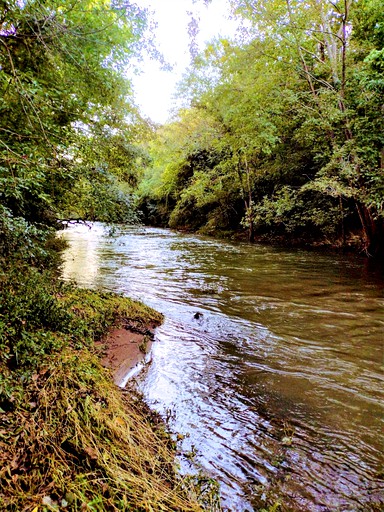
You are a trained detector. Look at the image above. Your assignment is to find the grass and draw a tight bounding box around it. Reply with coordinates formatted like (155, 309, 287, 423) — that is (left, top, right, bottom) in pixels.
(0, 272, 214, 511)
(1, 348, 204, 511)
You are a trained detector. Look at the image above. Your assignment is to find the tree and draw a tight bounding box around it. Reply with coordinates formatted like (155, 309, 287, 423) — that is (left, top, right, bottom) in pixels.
(227, 0, 384, 253)
(139, 0, 383, 255)
(0, 0, 148, 258)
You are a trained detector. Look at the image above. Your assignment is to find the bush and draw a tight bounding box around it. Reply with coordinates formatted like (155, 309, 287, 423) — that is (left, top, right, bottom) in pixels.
(244, 186, 348, 240)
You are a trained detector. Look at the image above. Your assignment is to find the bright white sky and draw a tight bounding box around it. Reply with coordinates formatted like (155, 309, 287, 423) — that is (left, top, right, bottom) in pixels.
(132, 0, 237, 124)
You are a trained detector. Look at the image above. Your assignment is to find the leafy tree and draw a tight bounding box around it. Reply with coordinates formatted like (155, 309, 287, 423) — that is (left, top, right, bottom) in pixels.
(139, 0, 383, 255)
(227, 0, 384, 253)
(0, 0, 148, 261)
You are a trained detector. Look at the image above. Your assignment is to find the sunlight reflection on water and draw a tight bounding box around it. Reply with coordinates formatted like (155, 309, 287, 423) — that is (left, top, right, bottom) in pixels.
(60, 223, 384, 511)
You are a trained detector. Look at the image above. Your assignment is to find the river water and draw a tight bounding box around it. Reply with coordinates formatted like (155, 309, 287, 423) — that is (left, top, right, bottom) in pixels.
(60, 223, 384, 511)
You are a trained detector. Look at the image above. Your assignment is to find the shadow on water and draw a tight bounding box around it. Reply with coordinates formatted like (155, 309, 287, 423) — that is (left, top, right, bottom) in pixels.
(60, 223, 384, 511)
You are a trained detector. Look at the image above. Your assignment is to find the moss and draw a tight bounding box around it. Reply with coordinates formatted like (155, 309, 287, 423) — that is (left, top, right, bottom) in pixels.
(0, 267, 163, 374)
(58, 287, 163, 347)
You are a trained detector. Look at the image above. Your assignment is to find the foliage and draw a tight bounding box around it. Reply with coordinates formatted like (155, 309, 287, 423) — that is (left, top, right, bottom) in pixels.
(0, 205, 54, 264)
(0, 0, 149, 239)
(243, 186, 345, 239)
(61, 171, 140, 223)
(138, 0, 384, 255)
(0, 268, 163, 373)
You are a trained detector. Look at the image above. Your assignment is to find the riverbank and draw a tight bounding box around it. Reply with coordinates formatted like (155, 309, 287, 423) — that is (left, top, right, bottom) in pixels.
(170, 222, 384, 261)
(194, 225, 368, 254)
(0, 278, 206, 511)
(100, 320, 157, 387)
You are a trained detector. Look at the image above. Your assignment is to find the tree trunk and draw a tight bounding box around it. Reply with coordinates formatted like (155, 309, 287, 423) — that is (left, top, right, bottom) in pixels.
(244, 154, 255, 242)
(356, 202, 383, 257)
(339, 196, 346, 247)
(246, 204, 255, 242)
(237, 154, 255, 243)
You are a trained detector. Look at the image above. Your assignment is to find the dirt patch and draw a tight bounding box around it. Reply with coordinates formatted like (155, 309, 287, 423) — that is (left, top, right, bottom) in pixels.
(99, 321, 156, 387)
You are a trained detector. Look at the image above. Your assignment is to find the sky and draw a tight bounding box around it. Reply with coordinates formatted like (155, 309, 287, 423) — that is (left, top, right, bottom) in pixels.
(131, 0, 237, 124)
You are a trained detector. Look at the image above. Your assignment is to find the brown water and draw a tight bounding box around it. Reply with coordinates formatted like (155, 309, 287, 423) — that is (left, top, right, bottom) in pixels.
(60, 223, 384, 511)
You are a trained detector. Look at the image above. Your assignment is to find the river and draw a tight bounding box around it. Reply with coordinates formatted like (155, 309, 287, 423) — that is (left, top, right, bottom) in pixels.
(60, 223, 384, 511)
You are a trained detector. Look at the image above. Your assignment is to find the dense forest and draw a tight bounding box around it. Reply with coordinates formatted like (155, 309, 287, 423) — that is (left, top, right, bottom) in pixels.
(1, 0, 383, 264)
(139, 0, 384, 257)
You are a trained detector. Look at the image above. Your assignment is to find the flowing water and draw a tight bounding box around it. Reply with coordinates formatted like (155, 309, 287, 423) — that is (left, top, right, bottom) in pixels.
(60, 223, 384, 511)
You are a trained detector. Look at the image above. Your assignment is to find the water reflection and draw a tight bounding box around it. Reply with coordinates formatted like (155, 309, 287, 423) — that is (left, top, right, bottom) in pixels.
(60, 223, 384, 511)
(61, 224, 101, 283)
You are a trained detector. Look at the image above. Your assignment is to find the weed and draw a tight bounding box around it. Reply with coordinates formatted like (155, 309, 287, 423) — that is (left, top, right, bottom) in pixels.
(0, 348, 202, 511)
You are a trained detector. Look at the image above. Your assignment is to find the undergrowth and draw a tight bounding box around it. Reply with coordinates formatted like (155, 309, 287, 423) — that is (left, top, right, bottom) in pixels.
(0, 267, 163, 379)
(0, 266, 212, 511)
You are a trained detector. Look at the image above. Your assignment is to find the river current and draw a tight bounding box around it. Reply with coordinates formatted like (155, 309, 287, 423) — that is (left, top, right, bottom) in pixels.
(60, 223, 384, 511)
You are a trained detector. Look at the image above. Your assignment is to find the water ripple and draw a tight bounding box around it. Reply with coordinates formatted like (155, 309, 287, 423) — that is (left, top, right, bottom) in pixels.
(60, 224, 384, 511)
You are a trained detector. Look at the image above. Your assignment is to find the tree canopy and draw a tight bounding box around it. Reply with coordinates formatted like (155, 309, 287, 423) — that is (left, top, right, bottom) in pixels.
(1, 0, 382, 258)
(0, 0, 151, 268)
(138, 0, 384, 256)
